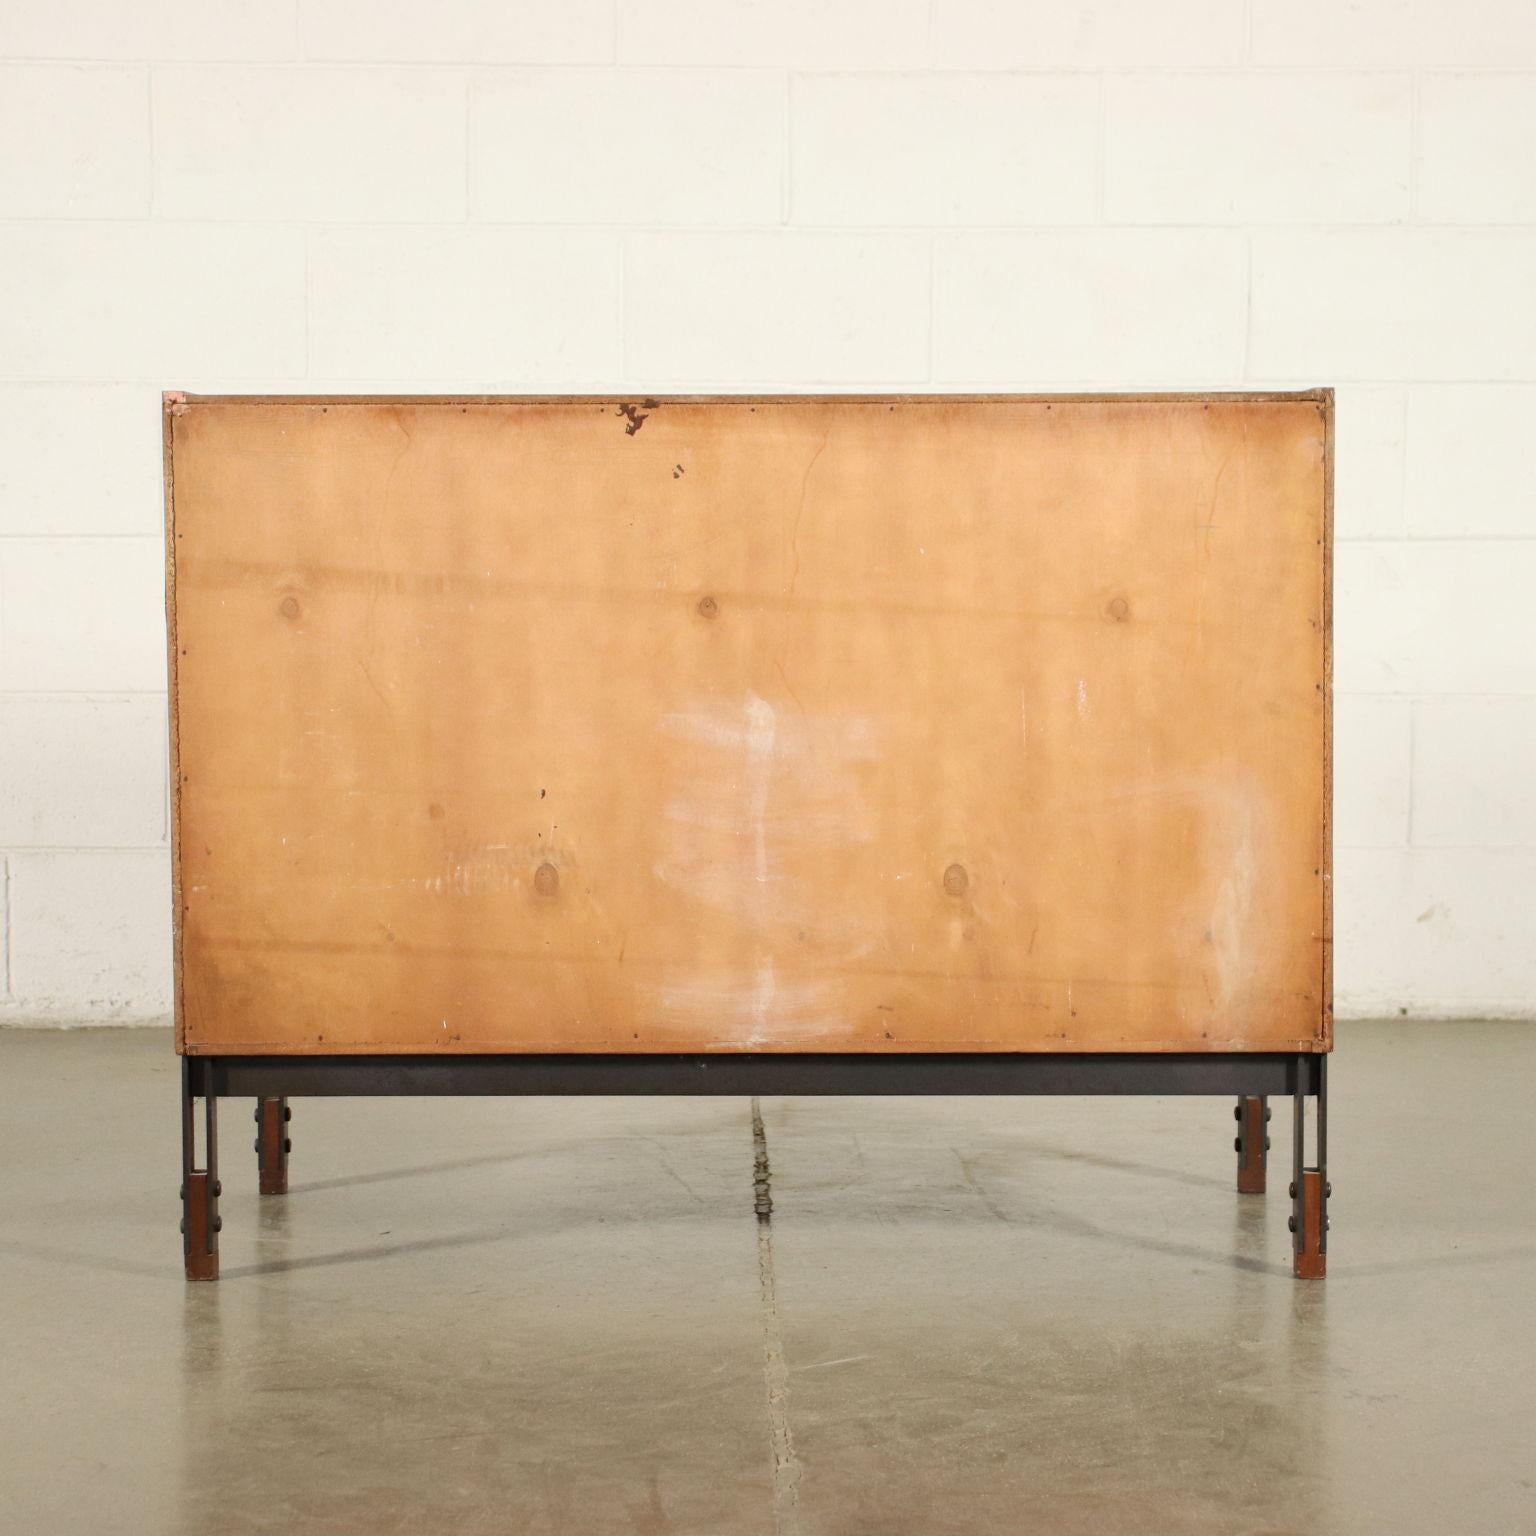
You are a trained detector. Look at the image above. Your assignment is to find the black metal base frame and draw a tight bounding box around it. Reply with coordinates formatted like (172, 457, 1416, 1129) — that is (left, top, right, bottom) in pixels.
(180, 1051, 1329, 1281)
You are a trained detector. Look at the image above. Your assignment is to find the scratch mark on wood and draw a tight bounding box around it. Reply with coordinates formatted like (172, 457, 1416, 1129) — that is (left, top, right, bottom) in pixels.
(787, 436, 827, 596)
(356, 657, 391, 715)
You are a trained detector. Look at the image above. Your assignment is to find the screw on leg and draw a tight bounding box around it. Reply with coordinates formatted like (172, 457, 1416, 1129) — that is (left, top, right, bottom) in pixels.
(1234, 1095, 1269, 1194)
(255, 1098, 290, 1196)
(182, 1058, 220, 1282)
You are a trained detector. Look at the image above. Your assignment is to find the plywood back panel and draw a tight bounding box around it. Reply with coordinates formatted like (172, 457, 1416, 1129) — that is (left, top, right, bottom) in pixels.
(166, 395, 1331, 1055)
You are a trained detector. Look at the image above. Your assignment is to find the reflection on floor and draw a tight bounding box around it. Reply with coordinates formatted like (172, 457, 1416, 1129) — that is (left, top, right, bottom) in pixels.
(2, 1020, 1533, 1534)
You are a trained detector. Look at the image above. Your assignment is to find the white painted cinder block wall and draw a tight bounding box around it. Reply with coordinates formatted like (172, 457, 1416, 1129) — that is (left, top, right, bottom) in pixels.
(1, 1, 1534, 1022)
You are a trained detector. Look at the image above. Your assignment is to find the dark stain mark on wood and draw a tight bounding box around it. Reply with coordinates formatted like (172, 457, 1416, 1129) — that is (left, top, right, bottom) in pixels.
(673, 463, 685, 478)
(618, 400, 659, 436)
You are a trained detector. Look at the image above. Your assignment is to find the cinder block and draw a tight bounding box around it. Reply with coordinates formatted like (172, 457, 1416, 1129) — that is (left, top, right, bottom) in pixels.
(624, 233, 929, 384)
(1334, 542, 1536, 696)
(934, 231, 1245, 384)
(1103, 74, 1410, 225)
(1420, 75, 1536, 225)
(1251, 0, 1412, 66)
(0, 384, 163, 536)
(302, 0, 614, 62)
(308, 228, 619, 383)
(0, 539, 165, 693)
(1251, 230, 1536, 380)
(1335, 847, 1536, 1016)
(791, 74, 1097, 227)
(931, 0, 1245, 67)
(1334, 695, 1411, 848)
(474, 71, 782, 225)
(0, 696, 165, 847)
(620, 0, 928, 67)
(154, 67, 466, 222)
(1412, 697, 1536, 849)
(1405, 385, 1536, 539)
(1416, 0, 1536, 67)
(1256, 0, 1536, 68)
(0, 224, 305, 381)
(1333, 387, 1405, 541)
(5, 851, 171, 1017)
(0, 0, 297, 59)
(0, 66, 150, 218)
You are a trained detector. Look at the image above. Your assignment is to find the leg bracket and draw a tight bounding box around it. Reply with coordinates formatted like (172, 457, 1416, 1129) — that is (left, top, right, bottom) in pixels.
(181, 1061, 220, 1282)
(256, 1098, 291, 1196)
(1235, 1095, 1269, 1195)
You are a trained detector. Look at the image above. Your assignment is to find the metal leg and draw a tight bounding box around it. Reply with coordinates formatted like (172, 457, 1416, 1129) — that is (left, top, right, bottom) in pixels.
(1290, 1056, 1328, 1279)
(255, 1097, 291, 1196)
(1234, 1095, 1269, 1194)
(181, 1059, 220, 1282)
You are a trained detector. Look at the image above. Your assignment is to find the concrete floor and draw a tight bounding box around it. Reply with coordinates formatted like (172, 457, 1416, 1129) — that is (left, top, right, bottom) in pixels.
(2, 1022, 1533, 1534)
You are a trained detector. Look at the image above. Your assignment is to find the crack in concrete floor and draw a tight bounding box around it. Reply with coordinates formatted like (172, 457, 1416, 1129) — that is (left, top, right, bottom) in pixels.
(752, 1095, 802, 1534)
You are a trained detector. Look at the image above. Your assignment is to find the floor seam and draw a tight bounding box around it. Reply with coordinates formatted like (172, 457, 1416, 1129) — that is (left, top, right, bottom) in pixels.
(752, 1096, 802, 1535)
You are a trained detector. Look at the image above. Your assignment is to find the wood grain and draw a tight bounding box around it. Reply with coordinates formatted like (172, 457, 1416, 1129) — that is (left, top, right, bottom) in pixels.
(166, 395, 1331, 1055)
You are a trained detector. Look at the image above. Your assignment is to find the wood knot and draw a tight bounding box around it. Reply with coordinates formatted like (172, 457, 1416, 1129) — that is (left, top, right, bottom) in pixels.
(1107, 595, 1130, 622)
(696, 594, 718, 619)
(279, 595, 301, 620)
(533, 862, 560, 897)
(942, 863, 969, 897)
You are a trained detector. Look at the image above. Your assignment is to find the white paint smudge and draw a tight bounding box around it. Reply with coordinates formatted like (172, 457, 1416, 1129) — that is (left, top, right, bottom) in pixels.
(1208, 802, 1256, 1007)
(644, 967, 836, 1045)
(1089, 773, 1274, 1019)
(378, 844, 528, 898)
(751, 957, 777, 1042)
(745, 695, 777, 886)
(652, 693, 880, 946)
(648, 692, 886, 1035)
(659, 701, 878, 761)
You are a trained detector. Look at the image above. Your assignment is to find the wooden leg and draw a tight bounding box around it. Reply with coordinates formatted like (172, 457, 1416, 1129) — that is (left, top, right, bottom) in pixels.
(181, 1061, 220, 1281)
(1234, 1095, 1269, 1194)
(1293, 1169, 1327, 1279)
(255, 1097, 290, 1196)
